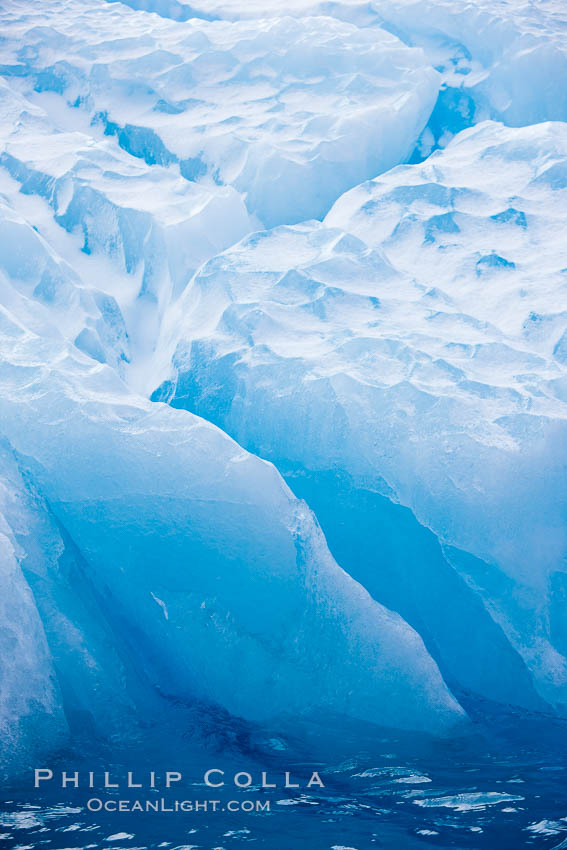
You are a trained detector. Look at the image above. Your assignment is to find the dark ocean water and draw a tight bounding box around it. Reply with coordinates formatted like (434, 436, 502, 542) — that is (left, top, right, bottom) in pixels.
(2, 705, 567, 850)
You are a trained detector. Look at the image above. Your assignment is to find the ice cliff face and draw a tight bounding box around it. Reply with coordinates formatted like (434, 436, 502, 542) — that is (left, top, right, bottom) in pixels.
(158, 120, 567, 714)
(0, 474, 67, 771)
(0, 306, 464, 776)
(1, 0, 566, 775)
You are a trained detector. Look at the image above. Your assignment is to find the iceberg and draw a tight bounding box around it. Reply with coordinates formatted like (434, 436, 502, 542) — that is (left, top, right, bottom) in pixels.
(0, 299, 464, 773)
(1, 0, 567, 823)
(156, 120, 567, 715)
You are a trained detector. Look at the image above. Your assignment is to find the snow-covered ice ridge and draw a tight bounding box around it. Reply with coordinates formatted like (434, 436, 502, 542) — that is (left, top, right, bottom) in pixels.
(0, 0, 566, 774)
(0, 0, 438, 226)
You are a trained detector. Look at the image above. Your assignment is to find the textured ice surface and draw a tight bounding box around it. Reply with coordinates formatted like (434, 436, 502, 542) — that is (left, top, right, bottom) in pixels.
(0, 188, 131, 375)
(0, 0, 438, 227)
(0, 75, 250, 389)
(0, 441, 159, 769)
(0, 463, 67, 774)
(176, 0, 567, 155)
(0, 81, 250, 291)
(371, 0, 567, 127)
(159, 121, 567, 713)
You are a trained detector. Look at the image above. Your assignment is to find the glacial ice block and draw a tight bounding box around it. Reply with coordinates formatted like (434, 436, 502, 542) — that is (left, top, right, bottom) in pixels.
(0, 92, 250, 299)
(0, 77, 250, 387)
(0, 440, 160, 773)
(0, 191, 131, 374)
(0, 468, 68, 777)
(363, 0, 567, 128)
(156, 121, 567, 714)
(0, 306, 465, 754)
(0, 0, 439, 227)
(177, 0, 567, 157)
